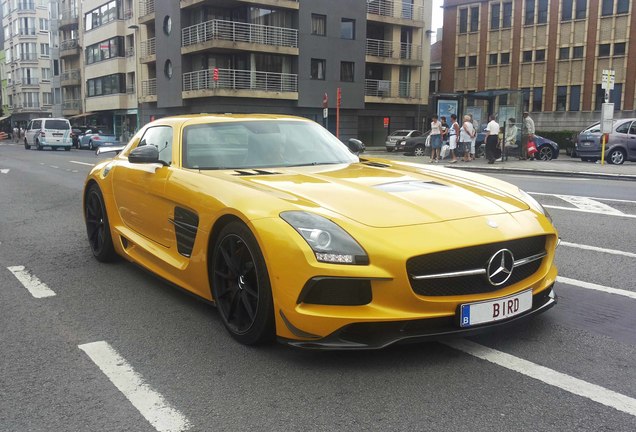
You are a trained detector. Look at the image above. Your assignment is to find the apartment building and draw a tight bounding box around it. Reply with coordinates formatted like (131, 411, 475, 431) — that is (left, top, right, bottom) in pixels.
(137, 0, 432, 146)
(2, 0, 54, 126)
(440, 0, 636, 129)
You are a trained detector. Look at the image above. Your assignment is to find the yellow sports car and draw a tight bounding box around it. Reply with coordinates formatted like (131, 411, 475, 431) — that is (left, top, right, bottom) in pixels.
(83, 114, 558, 349)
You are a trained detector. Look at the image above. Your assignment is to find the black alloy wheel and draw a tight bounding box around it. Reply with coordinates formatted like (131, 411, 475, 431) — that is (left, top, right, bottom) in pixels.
(84, 184, 116, 262)
(537, 146, 554, 161)
(212, 222, 274, 345)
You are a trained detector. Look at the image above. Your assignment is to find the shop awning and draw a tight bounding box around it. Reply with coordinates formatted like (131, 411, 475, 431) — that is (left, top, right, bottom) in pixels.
(68, 112, 94, 120)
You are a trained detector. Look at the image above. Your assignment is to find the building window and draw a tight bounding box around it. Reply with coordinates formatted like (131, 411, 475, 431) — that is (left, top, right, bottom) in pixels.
(525, 0, 535, 25)
(470, 6, 479, 32)
(489, 53, 498, 65)
(617, 0, 629, 14)
(41, 67, 51, 81)
(40, 43, 50, 57)
(311, 14, 326, 36)
(84, 1, 122, 32)
(559, 47, 570, 59)
(500, 52, 510, 64)
(491, 3, 500, 30)
(602, 0, 613, 15)
(537, 0, 548, 23)
(598, 43, 611, 57)
(86, 37, 125, 65)
(556, 86, 567, 111)
(458, 56, 466, 68)
(340, 18, 355, 39)
(535, 49, 545, 61)
(572, 46, 584, 58)
(502, 2, 513, 27)
(468, 55, 477, 67)
(595, 85, 604, 110)
(340, 61, 354, 82)
(39, 18, 48, 31)
(612, 83, 622, 111)
(614, 42, 626, 56)
(575, 0, 587, 19)
(499, 94, 508, 106)
(311, 58, 325, 80)
(532, 87, 543, 111)
(42, 92, 53, 106)
(569, 85, 581, 111)
(522, 50, 533, 62)
(86, 73, 126, 97)
(459, 8, 468, 33)
(562, 0, 573, 20)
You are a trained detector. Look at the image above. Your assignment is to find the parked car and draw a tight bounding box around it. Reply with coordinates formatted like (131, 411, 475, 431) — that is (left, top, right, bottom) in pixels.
(24, 118, 73, 151)
(84, 114, 557, 348)
(395, 131, 432, 156)
(385, 129, 422, 152)
(475, 130, 559, 161)
(71, 127, 89, 149)
(79, 129, 120, 150)
(574, 119, 636, 164)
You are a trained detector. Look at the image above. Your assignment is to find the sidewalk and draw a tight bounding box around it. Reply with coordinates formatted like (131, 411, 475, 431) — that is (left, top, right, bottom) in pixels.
(364, 148, 636, 181)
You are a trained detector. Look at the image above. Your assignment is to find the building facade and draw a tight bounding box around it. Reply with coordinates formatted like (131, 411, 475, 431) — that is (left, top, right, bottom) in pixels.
(2, 0, 54, 126)
(440, 0, 636, 130)
(137, 0, 432, 146)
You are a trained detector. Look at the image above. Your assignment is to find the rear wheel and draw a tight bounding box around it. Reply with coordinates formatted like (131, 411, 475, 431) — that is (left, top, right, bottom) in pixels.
(608, 148, 626, 165)
(24, 138, 30, 150)
(537, 146, 554, 161)
(413, 144, 425, 157)
(89, 141, 94, 150)
(64, 147, 71, 151)
(84, 184, 116, 262)
(211, 221, 274, 345)
(36, 140, 42, 151)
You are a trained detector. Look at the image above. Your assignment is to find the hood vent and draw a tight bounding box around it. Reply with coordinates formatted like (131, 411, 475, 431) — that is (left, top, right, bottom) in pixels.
(233, 169, 281, 176)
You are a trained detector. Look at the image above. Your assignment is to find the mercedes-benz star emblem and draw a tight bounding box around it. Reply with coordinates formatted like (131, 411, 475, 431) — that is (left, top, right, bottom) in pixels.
(486, 249, 515, 286)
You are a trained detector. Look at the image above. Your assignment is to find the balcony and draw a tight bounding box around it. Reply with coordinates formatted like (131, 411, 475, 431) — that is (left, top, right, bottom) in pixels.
(61, 69, 81, 86)
(19, 53, 38, 63)
(140, 79, 157, 102)
(12, 104, 42, 113)
(140, 38, 156, 62)
(19, 78, 40, 88)
(59, 8, 79, 29)
(183, 68, 298, 99)
(366, 39, 422, 63)
(15, 2, 35, 13)
(139, 0, 155, 23)
(60, 39, 80, 58)
(62, 99, 81, 116)
(181, 0, 299, 10)
(365, 79, 421, 101)
(182, 19, 298, 55)
(367, 0, 425, 24)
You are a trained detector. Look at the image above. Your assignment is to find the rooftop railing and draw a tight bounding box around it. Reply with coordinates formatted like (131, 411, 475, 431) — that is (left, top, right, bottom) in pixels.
(182, 19, 298, 48)
(183, 68, 298, 93)
(366, 0, 425, 22)
(365, 79, 421, 99)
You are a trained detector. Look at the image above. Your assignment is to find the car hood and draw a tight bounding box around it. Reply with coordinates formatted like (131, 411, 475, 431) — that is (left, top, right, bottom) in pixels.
(205, 161, 530, 228)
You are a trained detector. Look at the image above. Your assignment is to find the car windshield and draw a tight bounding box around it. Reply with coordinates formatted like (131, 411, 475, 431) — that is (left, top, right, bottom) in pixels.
(583, 123, 601, 134)
(46, 120, 70, 130)
(182, 120, 359, 169)
(391, 131, 410, 137)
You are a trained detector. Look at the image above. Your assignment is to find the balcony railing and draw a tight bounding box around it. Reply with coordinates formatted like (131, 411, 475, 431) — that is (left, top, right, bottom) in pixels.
(367, 0, 425, 22)
(60, 38, 79, 51)
(142, 79, 157, 97)
(141, 38, 156, 57)
(62, 99, 81, 110)
(183, 68, 298, 93)
(126, 85, 135, 94)
(182, 19, 298, 48)
(19, 53, 38, 61)
(60, 8, 78, 21)
(365, 79, 420, 98)
(19, 78, 40, 86)
(126, 46, 135, 57)
(61, 69, 81, 82)
(139, 0, 155, 17)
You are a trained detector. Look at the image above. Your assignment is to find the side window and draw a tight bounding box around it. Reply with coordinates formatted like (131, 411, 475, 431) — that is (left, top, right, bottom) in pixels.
(615, 122, 631, 134)
(412, 131, 422, 137)
(32, 120, 42, 129)
(139, 126, 173, 165)
(629, 122, 636, 136)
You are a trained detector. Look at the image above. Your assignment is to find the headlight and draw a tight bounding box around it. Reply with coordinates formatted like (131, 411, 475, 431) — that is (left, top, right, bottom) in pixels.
(280, 211, 368, 265)
(399, 140, 406, 145)
(519, 189, 552, 222)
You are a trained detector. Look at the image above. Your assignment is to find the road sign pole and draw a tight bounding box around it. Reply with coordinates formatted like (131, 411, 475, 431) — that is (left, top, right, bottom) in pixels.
(336, 88, 341, 138)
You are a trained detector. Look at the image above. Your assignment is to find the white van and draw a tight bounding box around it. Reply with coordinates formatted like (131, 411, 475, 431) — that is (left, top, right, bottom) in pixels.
(24, 118, 72, 151)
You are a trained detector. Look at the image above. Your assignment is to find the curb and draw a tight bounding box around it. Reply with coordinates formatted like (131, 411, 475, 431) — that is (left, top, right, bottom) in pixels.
(443, 165, 636, 182)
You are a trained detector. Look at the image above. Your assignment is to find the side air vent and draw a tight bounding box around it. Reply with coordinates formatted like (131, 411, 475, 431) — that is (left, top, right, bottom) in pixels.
(170, 207, 199, 257)
(362, 161, 392, 168)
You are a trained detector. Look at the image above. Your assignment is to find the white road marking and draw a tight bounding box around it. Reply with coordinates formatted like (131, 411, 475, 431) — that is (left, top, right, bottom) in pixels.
(445, 339, 636, 417)
(78, 341, 192, 432)
(557, 276, 636, 300)
(509, 175, 590, 181)
(556, 195, 624, 215)
(0, 168, 9, 174)
(560, 241, 636, 258)
(70, 160, 94, 166)
(7, 266, 56, 298)
(530, 192, 636, 204)
(49, 165, 59, 169)
(543, 205, 636, 219)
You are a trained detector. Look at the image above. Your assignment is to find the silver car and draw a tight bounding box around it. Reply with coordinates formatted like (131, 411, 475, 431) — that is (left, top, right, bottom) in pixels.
(575, 118, 636, 164)
(385, 129, 422, 152)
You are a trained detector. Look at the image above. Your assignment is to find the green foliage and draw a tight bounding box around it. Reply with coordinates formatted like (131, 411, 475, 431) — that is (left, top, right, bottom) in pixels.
(536, 130, 576, 152)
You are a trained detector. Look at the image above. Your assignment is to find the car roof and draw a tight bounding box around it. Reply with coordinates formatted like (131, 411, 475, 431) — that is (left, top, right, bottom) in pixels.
(150, 113, 309, 127)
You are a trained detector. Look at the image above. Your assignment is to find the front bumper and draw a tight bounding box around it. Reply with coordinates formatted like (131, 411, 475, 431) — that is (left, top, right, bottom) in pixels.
(280, 286, 556, 349)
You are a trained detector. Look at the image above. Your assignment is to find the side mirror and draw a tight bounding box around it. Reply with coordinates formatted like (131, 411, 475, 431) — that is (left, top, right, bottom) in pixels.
(128, 145, 161, 164)
(346, 138, 365, 155)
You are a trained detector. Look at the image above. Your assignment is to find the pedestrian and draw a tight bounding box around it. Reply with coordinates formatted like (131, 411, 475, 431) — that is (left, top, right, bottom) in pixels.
(521, 111, 535, 160)
(429, 115, 442, 162)
(468, 113, 477, 160)
(440, 116, 449, 146)
(459, 115, 474, 162)
(503, 118, 518, 160)
(448, 114, 460, 163)
(485, 114, 500, 164)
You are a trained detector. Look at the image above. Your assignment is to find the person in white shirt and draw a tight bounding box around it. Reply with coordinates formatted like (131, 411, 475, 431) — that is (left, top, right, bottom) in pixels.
(459, 115, 475, 162)
(503, 118, 518, 160)
(429, 115, 442, 162)
(448, 114, 460, 163)
(485, 115, 500, 164)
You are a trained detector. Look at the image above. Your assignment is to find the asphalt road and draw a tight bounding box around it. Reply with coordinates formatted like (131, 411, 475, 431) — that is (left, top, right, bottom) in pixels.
(1, 142, 635, 432)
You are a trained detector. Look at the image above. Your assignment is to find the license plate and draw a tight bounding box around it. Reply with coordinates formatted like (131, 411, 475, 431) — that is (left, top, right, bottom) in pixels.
(582, 141, 593, 147)
(459, 289, 532, 328)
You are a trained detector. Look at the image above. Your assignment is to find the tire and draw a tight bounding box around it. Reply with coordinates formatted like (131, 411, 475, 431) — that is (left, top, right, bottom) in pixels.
(386, 147, 394, 152)
(84, 184, 117, 262)
(211, 221, 274, 345)
(36, 140, 42, 151)
(64, 147, 71, 151)
(537, 146, 554, 161)
(608, 148, 626, 165)
(89, 141, 94, 150)
(24, 138, 30, 150)
(413, 144, 425, 157)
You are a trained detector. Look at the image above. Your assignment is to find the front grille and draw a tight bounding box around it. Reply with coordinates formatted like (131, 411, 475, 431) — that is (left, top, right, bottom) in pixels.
(407, 236, 547, 296)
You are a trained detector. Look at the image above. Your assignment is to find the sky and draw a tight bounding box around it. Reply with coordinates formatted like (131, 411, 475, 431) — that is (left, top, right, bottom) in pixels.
(431, 0, 444, 43)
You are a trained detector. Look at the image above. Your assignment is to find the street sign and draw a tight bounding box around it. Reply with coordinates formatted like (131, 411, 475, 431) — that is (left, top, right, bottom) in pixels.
(601, 103, 614, 134)
(323, 108, 328, 118)
(601, 69, 615, 90)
